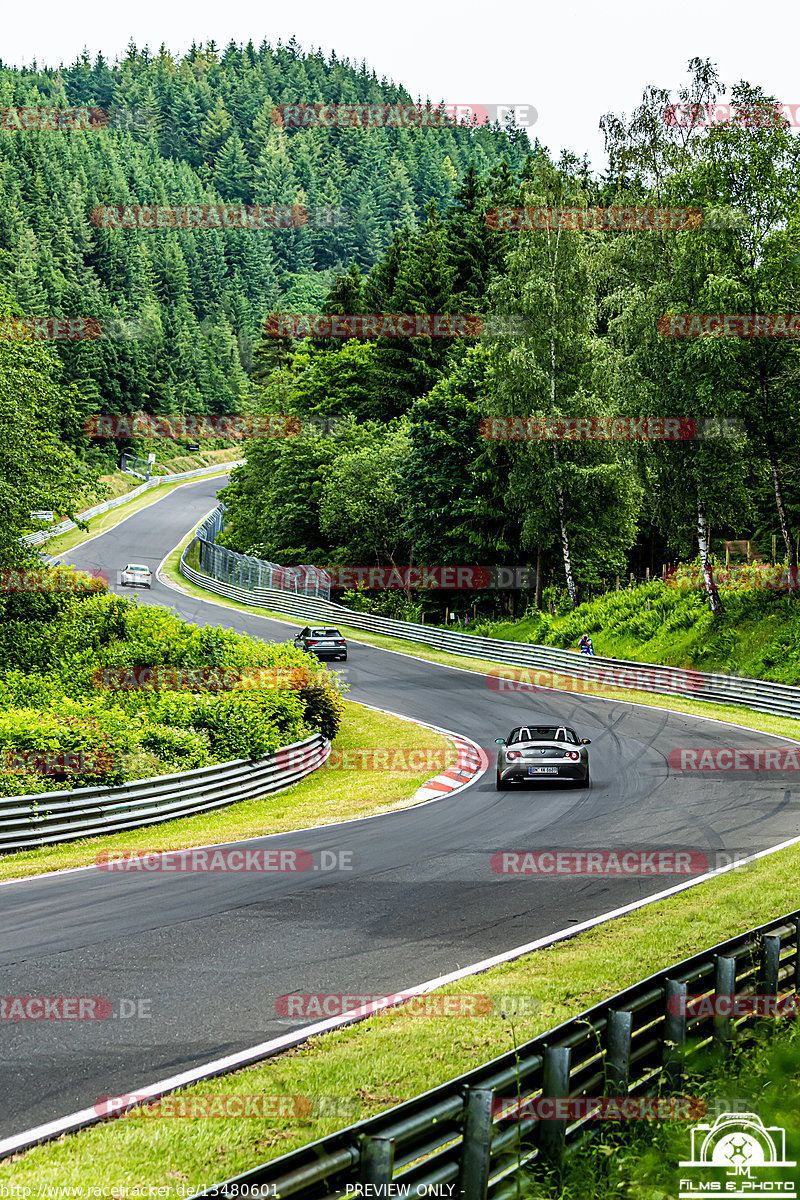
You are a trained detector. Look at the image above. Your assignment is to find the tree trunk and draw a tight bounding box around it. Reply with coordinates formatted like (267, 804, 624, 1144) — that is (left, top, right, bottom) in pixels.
(767, 444, 798, 591)
(556, 481, 578, 609)
(535, 548, 543, 610)
(697, 497, 723, 616)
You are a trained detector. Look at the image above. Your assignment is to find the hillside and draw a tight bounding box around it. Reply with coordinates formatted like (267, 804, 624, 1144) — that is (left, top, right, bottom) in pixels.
(471, 582, 800, 685)
(0, 40, 529, 472)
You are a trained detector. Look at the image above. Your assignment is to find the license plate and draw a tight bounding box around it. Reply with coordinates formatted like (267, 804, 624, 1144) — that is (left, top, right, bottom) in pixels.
(530, 766, 559, 774)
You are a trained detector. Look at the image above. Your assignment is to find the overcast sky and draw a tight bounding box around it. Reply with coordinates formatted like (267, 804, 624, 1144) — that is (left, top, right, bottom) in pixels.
(3, 0, 795, 169)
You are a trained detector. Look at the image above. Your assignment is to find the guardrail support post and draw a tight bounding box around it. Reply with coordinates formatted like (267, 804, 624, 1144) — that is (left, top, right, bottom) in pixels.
(759, 933, 781, 1000)
(663, 979, 687, 1089)
(606, 1009, 632, 1094)
(537, 1046, 571, 1159)
(458, 1087, 494, 1200)
(713, 956, 736, 1053)
(360, 1136, 395, 1187)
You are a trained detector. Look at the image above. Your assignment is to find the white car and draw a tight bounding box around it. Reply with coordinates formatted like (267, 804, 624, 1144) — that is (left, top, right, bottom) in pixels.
(120, 563, 152, 589)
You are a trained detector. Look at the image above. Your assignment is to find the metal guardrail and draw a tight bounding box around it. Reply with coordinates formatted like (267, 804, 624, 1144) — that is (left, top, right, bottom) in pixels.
(180, 510, 800, 721)
(187, 507, 331, 600)
(20, 461, 244, 547)
(0, 733, 328, 853)
(196, 908, 800, 1200)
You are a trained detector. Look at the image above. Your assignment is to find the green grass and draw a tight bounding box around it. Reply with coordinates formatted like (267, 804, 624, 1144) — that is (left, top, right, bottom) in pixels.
(528, 1015, 800, 1199)
(5, 829, 800, 1195)
(0, 701, 455, 882)
(472, 581, 800, 685)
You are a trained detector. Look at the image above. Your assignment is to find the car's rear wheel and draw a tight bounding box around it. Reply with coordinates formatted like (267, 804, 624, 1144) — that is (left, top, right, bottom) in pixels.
(496, 771, 510, 791)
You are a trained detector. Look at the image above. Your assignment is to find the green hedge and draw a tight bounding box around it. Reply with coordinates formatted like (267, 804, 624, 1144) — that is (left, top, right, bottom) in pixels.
(0, 571, 345, 797)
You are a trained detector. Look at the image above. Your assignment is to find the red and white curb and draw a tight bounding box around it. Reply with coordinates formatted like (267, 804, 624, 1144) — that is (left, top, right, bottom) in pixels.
(352, 702, 487, 801)
(413, 734, 486, 800)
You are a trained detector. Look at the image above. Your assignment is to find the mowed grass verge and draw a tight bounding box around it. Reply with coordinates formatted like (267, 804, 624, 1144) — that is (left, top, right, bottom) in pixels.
(4, 833, 800, 1195)
(0, 701, 455, 882)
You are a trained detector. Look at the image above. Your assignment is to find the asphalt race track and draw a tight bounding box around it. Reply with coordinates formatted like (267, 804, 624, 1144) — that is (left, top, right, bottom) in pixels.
(1, 477, 798, 1139)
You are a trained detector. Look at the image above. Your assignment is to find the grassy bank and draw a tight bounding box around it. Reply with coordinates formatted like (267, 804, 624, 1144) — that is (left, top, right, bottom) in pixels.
(471, 581, 800, 685)
(0, 701, 455, 882)
(529, 1015, 800, 1199)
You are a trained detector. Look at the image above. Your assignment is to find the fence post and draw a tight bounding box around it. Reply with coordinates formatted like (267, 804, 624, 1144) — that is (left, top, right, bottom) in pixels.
(759, 933, 781, 1005)
(713, 956, 737, 1053)
(606, 1009, 632, 1094)
(359, 1136, 394, 1187)
(538, 1045, 570, 1158)
(663, 979, 687, 1089)
(458, 1087, 495, 1200)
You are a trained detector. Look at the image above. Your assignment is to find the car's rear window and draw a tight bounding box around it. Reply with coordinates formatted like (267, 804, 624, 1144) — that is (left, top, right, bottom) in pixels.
(510, 727, 579, 744)
(127, 565, 148, 572)
(311, 628, 341, 637)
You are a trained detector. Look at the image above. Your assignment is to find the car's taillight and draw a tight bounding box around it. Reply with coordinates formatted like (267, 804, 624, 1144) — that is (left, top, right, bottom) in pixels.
(507, 750, 521, 760)
(566, 751, 580, 760)
(335, 640, 345, 645)
(307, 640, 318, 645)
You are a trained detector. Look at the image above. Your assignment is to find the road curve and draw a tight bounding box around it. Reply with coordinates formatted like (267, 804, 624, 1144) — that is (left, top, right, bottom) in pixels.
(1, 476, 798, 1139)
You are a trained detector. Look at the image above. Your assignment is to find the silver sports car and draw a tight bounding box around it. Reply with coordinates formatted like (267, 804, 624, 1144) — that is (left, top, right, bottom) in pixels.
(494, 724, 591, 790)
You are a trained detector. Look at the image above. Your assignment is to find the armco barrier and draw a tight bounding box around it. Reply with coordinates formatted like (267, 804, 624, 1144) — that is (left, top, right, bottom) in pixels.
(180, 508, 800, 721)
(21, 461, 244, 547)
(188, 506, 331, 599)
(0, 733, 327, 853)
(195, 909, 800, 1200)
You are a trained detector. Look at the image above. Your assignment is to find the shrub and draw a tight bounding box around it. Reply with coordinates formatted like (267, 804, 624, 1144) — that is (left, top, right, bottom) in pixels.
(0, 586, 344, 795)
